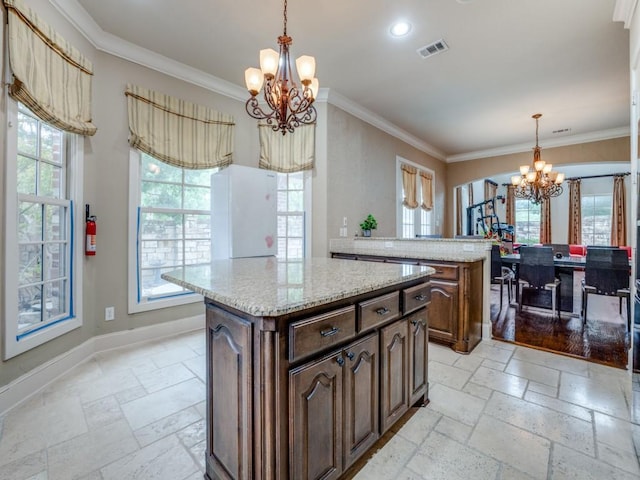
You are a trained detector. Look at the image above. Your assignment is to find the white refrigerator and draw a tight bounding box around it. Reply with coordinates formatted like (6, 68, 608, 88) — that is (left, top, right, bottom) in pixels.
(211, 165, 277, 258)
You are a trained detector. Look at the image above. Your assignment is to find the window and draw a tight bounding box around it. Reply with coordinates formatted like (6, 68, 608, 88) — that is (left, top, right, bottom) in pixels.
(397, 159, 434, 238)
(128, 151, 216, 313)
(4, 102, 83, 359)
(514, 199, 540, 244)
(581, 194, 612, 245)
(276, 171, 310, 260)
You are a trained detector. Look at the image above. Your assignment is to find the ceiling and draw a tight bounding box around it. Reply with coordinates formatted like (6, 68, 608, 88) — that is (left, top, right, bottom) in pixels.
(57, 0, 630, 162)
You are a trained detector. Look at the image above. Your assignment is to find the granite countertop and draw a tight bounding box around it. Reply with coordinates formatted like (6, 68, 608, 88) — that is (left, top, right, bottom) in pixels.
(162, 257, 433, 317)
(330, 246, 487, 262)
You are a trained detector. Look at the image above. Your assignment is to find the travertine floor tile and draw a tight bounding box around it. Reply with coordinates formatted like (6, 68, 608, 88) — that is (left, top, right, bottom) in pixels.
(468, 416, 550, 479)
(406, 431, 500, 480)
(505, 358, 560, 387)
(559, 372, 630, 420)
(134, 406, 202, 447)
(427, 384, 486, 426)
(429, 361, 473, 390)
(551, 443, 639, 480)
(470, 366, 528, 398)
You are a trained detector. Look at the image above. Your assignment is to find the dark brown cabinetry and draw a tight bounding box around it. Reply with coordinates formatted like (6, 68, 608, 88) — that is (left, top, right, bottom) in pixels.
(204, 278, 430, 480)
(380, 319, 409, 433)
(333, 253, 483, 354)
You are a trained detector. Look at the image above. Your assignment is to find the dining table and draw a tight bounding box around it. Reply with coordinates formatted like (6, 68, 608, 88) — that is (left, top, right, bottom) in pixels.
(501, 253, 587, 314)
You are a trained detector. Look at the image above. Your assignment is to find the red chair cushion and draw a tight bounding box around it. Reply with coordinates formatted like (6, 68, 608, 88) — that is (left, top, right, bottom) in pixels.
(569, 244, 586, 257)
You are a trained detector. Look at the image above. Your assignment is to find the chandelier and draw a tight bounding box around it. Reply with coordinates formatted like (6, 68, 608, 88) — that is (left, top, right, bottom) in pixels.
(511, 113, 565, 205)
(244, 0, 319, 135)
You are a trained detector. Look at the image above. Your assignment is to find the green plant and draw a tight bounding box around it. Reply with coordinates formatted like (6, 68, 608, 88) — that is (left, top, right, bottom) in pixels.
(359, 214, 378, 231)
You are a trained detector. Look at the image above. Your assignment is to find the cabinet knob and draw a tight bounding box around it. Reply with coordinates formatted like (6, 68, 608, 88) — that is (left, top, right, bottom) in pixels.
(375, 307, 390, 315)
(411, 319, 427, 327)
(346, 351, 355, 361)
(414, 294, 427, 301)
(336, 356, 345, 366)
(320, 326, 339, 337)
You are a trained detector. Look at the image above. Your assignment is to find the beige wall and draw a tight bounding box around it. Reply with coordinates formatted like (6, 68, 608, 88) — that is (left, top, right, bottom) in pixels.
(0, 0, 264, 386)
(324, 104, 446, 251)
(444, 137, 630, 237)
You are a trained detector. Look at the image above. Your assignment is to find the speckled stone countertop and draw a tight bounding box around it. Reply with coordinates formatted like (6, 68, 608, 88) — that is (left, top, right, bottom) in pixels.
(329, 237, 489, 262)
(162, 257, 433, 317)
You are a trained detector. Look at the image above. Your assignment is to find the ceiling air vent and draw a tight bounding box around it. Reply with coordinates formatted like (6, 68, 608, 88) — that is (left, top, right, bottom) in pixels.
(417, 39, 449, 59)
(552, 128, 571, 134)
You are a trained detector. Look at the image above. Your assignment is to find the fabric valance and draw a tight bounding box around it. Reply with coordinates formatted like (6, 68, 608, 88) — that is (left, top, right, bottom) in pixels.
(125, 84, 235, 169)
(4, 0, 97, 135)
(258, 123, 315, 173)
(420, 171, 433, 211)
(401, 164, 418, 209)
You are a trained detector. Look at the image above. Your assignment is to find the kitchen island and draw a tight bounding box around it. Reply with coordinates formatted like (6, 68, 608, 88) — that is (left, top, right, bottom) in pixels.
(330, 237, 489, 354)
(163, 257, 433, 480)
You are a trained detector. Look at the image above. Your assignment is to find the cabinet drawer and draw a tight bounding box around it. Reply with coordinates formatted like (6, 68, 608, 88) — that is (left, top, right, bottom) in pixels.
(358, 292, 400, 332)
(289, 306, 356, 362)
(420, 263, 458, 281)
(403, 283, 431, 315)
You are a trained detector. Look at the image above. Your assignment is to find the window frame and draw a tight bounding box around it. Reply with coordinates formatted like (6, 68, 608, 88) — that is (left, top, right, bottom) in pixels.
(395, 156, 435, 238)
(276, 171, 312, 261)
(4, 100, 84, 360)
(514, 199, 541, 244)
(127, 149, 210, 314)
(581, 193, 613, 246)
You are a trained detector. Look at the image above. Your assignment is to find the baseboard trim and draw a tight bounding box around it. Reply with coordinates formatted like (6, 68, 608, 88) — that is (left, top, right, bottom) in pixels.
(0, 315, 204, 416)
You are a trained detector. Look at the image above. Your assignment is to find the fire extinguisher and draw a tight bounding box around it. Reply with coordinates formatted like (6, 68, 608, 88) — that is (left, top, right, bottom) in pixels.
(85, 204, 96, 256)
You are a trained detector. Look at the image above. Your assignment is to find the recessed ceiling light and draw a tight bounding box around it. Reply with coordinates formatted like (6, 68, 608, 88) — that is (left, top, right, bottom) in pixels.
(390, 21, 411, 37)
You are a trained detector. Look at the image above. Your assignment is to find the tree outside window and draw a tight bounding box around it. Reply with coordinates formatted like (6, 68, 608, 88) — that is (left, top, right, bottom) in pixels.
(581, 194, 611, 246)
(514, 199, 540, 244)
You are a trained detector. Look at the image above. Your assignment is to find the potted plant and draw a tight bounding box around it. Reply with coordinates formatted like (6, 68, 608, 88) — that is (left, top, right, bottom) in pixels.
(359, 214, 377, 237)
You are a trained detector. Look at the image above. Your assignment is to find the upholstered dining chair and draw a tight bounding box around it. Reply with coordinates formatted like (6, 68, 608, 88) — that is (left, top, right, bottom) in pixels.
(518, 246, 561, 318)
(491, 244, 514, 310)
(581, 247, 631, 331)
(543, 243, 570, 258)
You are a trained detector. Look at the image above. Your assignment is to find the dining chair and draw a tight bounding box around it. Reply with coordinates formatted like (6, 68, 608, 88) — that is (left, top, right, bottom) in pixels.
(491, 244, 515, 310)
(581, 247, 631, 331)
(543, 243, 570, 258)
(518, 246, 561, 318)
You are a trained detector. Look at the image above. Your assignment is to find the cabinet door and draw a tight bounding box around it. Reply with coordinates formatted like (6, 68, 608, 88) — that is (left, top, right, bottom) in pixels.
(343, 334, 379, 469)
(205, 306, 252, 480)
(428, 280, 459, 344)
(380, 319, 409, 433)
(290, 352, 344, 480)
(408, 310, 429, 406)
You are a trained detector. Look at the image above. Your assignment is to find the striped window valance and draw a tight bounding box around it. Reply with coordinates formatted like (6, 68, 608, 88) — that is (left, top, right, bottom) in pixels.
(4, 0, 97, 136)
(401, 163, 419, 209)
(420, 171, 433, 211)
(125, 84, 235, 169)
(259, 123, 315, 173)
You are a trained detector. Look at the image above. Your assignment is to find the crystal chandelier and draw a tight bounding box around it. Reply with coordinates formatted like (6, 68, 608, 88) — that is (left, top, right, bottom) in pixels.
(511, 113, 565, 205)
(244, 0, 319, 135)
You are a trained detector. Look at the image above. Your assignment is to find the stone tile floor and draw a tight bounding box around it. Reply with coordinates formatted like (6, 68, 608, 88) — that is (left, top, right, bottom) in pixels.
(0, 330, 639, 479)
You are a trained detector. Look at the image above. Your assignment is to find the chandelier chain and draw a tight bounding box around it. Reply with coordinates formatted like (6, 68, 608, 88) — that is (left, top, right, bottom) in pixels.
(283, 0, 287, 36)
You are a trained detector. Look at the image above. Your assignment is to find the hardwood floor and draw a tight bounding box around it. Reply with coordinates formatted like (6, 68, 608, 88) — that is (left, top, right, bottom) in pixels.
(491, 271, 630, 369)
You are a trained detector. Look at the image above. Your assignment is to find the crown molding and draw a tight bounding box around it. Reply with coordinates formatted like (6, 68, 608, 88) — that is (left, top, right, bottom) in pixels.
(49, 0, 446, 161)
(446, 126, 630, 163)
(49, 0, 247, 101)
(613, 0, 638, 28)
(326, 90, 446, 161)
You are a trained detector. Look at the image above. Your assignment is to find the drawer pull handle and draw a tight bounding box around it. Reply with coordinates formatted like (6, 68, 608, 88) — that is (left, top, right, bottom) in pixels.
(411, 319, 427, 327)
(435, 270, 444, 274)
(346, 351, 355, 361)
(336, 356, 345, 366)
(414, 294, 427, 301)
(376, 307, 390, 315)
(320, 326, 339, 337)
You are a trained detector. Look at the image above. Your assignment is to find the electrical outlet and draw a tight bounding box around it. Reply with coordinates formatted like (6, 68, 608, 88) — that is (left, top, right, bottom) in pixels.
(105, 306, 115, 321)
(343, 217, 348, 226)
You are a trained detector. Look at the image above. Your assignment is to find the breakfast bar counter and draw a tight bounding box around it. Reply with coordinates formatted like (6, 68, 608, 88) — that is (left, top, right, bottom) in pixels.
(163, 257, 433, 480)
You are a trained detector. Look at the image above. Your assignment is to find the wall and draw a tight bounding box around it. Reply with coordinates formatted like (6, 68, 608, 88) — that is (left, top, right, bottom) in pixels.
(0, 0, 262, 387)
(445, 137, 631, 238)
(324, 104, 446, 252)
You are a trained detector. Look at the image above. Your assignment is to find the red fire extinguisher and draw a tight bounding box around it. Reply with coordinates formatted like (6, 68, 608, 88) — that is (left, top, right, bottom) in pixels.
(85, 205, 96, 256)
